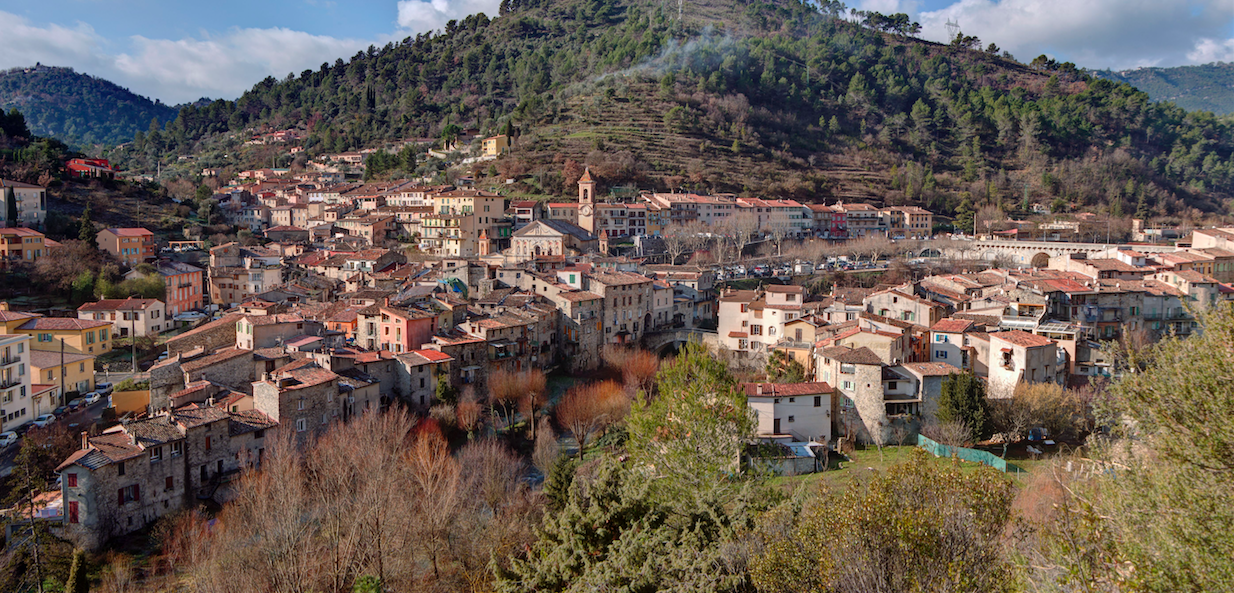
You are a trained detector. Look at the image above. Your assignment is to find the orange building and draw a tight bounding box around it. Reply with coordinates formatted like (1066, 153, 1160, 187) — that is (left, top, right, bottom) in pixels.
(97, 228, 156, 264)
(0, 227, 46, 267)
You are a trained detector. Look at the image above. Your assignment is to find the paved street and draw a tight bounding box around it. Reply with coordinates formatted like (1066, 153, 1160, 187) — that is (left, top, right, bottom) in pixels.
(0, 398, 110, 478)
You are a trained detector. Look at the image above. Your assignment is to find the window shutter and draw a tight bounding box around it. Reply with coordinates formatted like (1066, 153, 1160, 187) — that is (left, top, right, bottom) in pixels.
(133, 485, 140, 501)
(117, 488, 125, 505)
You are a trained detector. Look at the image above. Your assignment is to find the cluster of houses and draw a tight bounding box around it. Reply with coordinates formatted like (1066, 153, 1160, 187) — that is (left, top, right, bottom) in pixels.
(7, 165, 1234, 550)
(207, 168, 935, 257)
(726, 238, 1234, 449)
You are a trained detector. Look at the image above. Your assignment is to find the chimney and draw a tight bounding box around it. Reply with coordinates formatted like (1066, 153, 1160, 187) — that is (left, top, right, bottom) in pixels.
(80, 431, 89, 450)
(756, 384, 763, 395)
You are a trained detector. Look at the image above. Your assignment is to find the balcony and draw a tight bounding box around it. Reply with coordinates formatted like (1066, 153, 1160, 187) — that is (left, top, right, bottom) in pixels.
(0, 377, 19, 390)
(0, 356, 19, 367)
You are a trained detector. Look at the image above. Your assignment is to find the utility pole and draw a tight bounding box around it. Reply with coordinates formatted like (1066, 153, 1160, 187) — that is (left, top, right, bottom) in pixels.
(130, 302, 138, 377)
(58, 339, 64, 408)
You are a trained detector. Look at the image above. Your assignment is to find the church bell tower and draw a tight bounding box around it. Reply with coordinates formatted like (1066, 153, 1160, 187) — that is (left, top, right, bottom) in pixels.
(578, 167, 596, 234)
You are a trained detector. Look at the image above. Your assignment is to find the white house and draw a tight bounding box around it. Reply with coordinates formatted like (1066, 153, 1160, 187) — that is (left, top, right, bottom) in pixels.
(77, 298, 166, 337)
(988, 330, 1062, 397)
(743, 382, 835, 443)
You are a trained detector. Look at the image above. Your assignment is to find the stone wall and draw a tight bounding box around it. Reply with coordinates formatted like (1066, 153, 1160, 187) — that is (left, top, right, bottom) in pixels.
(186, 352, 255, 394)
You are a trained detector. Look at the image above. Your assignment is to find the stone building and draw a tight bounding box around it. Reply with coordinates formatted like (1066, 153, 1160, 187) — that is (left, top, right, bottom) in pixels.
(56, 406, 275, 550)
(252, 359, 341, 442)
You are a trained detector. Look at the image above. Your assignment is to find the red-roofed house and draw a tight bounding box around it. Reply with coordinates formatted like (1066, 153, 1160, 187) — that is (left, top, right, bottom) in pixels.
(65, 158, 116, 180)
(97, 228, 156, 264)
(77, 298, 166, 337)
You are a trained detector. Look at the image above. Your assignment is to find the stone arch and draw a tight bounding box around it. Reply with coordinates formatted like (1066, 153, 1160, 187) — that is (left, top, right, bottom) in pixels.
(1030, 252, 1050, 268)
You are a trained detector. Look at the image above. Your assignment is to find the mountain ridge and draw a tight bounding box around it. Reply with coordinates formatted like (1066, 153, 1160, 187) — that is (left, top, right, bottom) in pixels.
(0, 64, 181, 146)
(1094, 62, 1234, 115)
(96, 0, 1233, 219)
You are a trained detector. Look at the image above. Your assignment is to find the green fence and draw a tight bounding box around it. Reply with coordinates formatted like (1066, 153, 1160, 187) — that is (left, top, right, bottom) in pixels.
(916, 434, 1008, 472)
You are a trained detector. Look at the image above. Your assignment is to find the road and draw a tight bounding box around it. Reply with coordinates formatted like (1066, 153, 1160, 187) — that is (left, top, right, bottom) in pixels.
(0, 398, 110, 478)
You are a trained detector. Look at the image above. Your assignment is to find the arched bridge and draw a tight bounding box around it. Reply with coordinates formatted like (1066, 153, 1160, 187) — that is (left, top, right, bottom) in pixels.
(940, 238, 1177, 268)
(641, 328, 720, 355)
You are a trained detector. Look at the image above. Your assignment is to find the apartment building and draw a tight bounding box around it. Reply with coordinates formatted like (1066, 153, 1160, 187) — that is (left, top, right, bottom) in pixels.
(0, 179, 47, 227)
(0, 334, 33, 431)
(0, 227, 47, 266)
(97, 228, 156, 264)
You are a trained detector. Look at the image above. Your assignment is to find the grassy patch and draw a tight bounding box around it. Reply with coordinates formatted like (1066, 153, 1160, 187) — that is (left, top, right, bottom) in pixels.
(767, 444, 1061, 490)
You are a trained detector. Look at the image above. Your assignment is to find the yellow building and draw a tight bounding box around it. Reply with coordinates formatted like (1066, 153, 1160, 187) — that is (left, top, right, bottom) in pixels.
(0, 307, 42, 333)
(482, 134, 510, 157)
(18, 318, 112, 355)
(29, 350, 95, 407)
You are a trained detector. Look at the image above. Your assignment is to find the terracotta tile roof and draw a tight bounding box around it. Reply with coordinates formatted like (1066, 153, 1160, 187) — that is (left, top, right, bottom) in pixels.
(930, 318, 975, 334)
(743, 382, 834, 397)
(167, 313, 244, 345)
(0, 310, 41, 322)
(898, 362, 962, 377)
(229, 409, 277, 436)
(18, 318, 111, 331)
(764, 285, 804, 293)
(104, 228, 154, 237)
(818, 345, 884, 365)
(77, 298, 162, 311)
(181, 347, 251, 373)
(588, 270, 652, 286)
(27, 350, 94, 368)
(992, 330, 1055, 348)
(174, 405, 230, 429)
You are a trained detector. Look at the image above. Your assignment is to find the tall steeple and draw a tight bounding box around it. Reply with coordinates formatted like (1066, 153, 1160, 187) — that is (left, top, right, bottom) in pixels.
(578, 167, 597, 233)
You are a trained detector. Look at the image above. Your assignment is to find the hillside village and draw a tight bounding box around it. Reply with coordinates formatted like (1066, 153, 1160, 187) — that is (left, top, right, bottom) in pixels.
(1, 149, 1233, 555)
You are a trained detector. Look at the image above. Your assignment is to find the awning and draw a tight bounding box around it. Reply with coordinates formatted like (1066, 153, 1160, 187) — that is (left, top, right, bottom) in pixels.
(728, 331, 749, 338)
(1000, 348, 1012, 353)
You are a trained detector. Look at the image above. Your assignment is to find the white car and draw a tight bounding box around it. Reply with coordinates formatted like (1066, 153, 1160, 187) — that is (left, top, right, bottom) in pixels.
(32, 414, 55, 428)
(86, 391, 104, 405)
(0, 432, 16, 448)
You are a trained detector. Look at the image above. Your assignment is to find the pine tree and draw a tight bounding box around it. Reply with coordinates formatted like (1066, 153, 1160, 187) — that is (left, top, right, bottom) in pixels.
(65, 548, 88, 593)
(78, 205, 96, 244)
(937, 372, 989, 442)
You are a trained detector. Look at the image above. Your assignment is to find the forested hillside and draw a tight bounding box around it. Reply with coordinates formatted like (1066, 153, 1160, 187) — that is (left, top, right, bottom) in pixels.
(1096, 62, 1234, 115)
(115, 0, 1234, 218)
(0, 65, 180, 146)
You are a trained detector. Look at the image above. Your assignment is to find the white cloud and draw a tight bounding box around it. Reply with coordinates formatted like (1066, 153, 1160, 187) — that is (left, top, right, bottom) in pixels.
(1188, 37, 1234, 64)
(397, 0, 502, 32)
(918, 0, 1234, 70)
(0, 11, 109, 73)
(113, 28, 372, 103)
(855, 0, 921, 17)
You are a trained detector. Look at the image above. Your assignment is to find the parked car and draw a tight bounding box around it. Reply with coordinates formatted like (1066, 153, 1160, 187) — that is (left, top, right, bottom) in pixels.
(86, 391, 104, 405)
(67, 398, 85, 411)
(0, 432, 17, 448)
(95, 382, 114, 395)
(32, 415, 55, 428)
(53, 406, 68, 417)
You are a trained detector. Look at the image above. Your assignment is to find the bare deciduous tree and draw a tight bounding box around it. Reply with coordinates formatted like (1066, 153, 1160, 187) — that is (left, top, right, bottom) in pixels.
(556, 380, 627, 456)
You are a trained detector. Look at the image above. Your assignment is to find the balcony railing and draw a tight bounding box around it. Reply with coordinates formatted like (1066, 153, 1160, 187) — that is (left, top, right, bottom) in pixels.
(0, 356, 19, 367)
(0, 378, 19, 390)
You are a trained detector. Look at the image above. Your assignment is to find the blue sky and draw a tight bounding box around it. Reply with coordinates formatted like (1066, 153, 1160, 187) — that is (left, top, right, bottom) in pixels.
(0, 0, 1231, 104)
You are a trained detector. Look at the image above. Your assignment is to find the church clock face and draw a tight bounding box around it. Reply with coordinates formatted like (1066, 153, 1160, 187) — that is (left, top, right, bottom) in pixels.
(580, 204, 593, 216)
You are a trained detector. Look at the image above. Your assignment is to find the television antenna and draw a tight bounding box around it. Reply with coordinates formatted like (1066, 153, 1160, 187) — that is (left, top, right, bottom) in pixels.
(944, 19, 960, 40)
